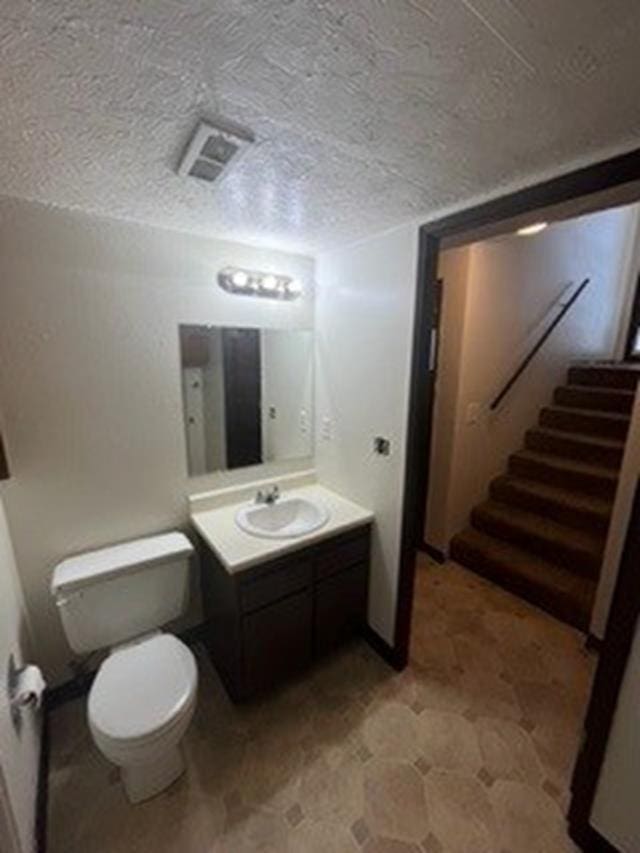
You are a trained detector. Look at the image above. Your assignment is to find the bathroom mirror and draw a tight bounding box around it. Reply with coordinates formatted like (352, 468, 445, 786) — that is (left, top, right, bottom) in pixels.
(179, 325, 313, 475)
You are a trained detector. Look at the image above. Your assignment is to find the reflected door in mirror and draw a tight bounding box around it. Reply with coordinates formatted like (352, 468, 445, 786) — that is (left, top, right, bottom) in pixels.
(222, 328, 262, 469)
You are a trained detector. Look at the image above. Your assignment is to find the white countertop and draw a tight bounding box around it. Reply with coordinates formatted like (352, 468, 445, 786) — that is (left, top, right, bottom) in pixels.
(190, 482, 374, 574)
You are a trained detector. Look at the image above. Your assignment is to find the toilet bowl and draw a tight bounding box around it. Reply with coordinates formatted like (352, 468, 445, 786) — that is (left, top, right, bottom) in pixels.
(51, 531, 198, 804)
(88, 632, 198, 803)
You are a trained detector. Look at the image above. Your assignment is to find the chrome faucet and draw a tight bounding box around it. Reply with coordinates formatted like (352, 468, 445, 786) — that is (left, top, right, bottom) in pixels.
(255, 485, 280, 505)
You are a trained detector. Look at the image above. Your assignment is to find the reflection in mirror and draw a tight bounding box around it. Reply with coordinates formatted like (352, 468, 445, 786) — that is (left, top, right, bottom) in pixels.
(179, 325, 313, 475)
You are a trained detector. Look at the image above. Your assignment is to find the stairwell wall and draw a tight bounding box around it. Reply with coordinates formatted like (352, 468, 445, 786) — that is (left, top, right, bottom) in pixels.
(425, 204, 639, 553)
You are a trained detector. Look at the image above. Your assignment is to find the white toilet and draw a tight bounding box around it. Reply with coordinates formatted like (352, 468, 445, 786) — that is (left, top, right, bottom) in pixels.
(51, 532, 198, 804)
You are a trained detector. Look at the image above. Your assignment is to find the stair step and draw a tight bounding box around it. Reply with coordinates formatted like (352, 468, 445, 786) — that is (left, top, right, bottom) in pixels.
(539, 405, 630, 440)
(471, 500, 604, 578)
(490, 475, 612, 534)
(525, 427, 624, 469)
(554, 385, 635, 414)
(509, 450, 618, 498)
(450, 527, 596, 630)
(568, 364, 640, 390)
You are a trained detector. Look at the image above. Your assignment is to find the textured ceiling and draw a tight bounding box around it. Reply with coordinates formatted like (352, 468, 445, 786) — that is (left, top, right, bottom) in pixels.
(2, 1, 640, 252)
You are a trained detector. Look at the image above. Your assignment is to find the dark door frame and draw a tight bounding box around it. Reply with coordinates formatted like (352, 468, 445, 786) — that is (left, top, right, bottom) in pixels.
(623, 271, 640, 361)
(392, 146, 640, 847)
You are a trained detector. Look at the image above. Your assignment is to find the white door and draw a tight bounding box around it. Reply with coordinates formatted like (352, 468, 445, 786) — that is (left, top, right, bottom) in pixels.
(0, 495, 42, 853)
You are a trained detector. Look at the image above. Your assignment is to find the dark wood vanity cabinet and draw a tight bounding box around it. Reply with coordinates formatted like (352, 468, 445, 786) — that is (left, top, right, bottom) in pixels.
(197, 525, 371, 700)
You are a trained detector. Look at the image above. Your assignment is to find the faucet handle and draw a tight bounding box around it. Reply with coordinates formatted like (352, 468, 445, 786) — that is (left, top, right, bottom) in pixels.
(255, 490, 265, 504)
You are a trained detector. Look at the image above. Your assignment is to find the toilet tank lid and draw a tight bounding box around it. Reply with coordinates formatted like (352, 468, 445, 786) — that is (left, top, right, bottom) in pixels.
(51, 532, 193, 595)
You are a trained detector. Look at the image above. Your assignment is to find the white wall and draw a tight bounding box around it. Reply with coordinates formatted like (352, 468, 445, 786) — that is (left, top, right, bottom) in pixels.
(315, 224, 418, 645)
(425, 205, 638, 551)
(591, 618, 640, 850)
(0, 198, 314, 685)
(0, 493, 41, 853)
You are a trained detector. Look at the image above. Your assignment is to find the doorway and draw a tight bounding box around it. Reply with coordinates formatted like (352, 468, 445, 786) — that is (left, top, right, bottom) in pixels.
(395, 148, 640, 850)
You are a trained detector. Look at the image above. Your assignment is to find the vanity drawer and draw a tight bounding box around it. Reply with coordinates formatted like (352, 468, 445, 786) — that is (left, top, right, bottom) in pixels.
(315, 529, 370, 581)
(239, 558, 312, 613)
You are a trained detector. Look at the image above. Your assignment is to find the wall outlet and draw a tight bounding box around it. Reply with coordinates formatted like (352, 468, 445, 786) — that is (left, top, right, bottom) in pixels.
(321, 416, 333, 441)
(299, 408, 308, 434)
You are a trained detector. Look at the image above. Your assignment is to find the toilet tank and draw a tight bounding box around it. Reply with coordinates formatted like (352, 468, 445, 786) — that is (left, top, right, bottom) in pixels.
(51, 532, 194, 654)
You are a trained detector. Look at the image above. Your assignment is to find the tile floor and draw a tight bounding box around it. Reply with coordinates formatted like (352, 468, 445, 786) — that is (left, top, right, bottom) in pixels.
(47, 556, 595, 852)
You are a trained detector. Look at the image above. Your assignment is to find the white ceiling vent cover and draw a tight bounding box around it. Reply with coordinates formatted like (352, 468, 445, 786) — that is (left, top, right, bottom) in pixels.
(177, 119, 254, 184)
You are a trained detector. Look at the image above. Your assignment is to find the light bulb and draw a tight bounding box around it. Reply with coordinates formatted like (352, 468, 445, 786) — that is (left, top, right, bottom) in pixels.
(516, 222, 548, 236)
(230, 269, 249, 287)
(262, 274, 278, 291)
(287, 279, 302, 296)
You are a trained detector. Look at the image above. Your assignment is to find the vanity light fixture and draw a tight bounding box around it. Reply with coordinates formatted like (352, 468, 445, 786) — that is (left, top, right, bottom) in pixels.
(516, 221, 548, 236)
(218, 267, 303, 300)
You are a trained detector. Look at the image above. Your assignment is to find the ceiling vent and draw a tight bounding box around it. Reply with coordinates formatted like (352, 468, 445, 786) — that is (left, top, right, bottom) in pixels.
(177, 119, 254, 184)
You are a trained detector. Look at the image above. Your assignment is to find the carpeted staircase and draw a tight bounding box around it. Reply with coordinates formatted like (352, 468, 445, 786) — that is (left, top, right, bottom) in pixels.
(450, 363, 639, 631)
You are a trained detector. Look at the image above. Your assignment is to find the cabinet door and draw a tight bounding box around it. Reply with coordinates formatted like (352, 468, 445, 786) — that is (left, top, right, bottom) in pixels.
(243, 589, 312, 697)
(315, 562, 368, 658)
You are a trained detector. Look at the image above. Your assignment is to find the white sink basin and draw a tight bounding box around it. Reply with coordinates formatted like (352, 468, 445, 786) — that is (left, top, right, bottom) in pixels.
(235, 496, 330, 539)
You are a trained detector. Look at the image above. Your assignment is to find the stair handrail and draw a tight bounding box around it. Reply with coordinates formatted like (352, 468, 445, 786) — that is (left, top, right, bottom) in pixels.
(489, 277, 590, 411)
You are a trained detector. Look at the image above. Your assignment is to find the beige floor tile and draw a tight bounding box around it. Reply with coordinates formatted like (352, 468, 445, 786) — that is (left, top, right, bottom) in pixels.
(416, 708, 483, 773)
(364, 837, 422, 853)
(212, 805, 290, 853)
(363, 760, 430, 842)
(490, 779, 579, 853)
(362, 700, 422, 763)
(423, 769, 498, 853)
(476, 716, 544, 786)
(289, 817, 360, 852)
(297, 751, 365, 825)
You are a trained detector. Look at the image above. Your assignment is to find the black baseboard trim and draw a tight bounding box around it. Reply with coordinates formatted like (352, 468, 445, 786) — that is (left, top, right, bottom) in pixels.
(363, 625, 405, 671)
(585, 633, 603, 654)
(36, 712, 50, 853)
(569, 819, 619, 852)
(45, 670, 96, 712)
(179, 622, 208, 648)
(418, 542, 446, 564)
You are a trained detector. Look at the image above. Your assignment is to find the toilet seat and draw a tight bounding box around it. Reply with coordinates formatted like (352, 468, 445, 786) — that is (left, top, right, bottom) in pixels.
(88, 633, 197, 746)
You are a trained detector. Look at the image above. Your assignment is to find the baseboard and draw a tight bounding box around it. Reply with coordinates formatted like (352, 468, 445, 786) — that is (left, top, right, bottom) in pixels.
(179, 622, 208, 647)
(585, 633, 603, 654)
(418, 541, 446, 564)
(36, 712, 49, 853)
(45, 670, 96, 712)
(363, 625, 405, 671)
(569, 819, 619, 852)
